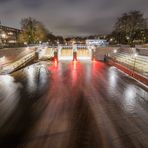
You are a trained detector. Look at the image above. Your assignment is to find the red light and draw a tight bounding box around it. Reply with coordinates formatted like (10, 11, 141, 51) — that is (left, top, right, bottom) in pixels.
(73, 57, 77, 62)
(54, 58, 58, 67)
(92, 58, 96, 62)
(73, 61, 77, 70)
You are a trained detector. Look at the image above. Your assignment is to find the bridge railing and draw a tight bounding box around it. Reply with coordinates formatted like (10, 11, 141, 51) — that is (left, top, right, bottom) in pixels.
(0, 51, 35, 74)
(110, 53, 148, 78)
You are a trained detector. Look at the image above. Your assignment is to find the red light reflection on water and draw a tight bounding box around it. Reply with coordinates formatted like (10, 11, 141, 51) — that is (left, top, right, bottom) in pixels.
(54, 59, 58, 68)
(92, 58, 96, 63)
(71, 61, 80, 86)
(92, 61, 105, 76)
(73, 60, 77, 70)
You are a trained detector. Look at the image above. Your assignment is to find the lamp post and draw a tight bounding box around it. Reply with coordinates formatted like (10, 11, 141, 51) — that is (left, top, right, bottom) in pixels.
(133, 53, 138, 76)
(57, 40, 59, 46)
(91, 45, 96, 61)
(112, 49, 118, 62)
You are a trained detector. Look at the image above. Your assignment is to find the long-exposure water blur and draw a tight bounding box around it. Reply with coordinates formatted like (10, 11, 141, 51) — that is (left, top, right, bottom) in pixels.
(0, 0, 148, 147)
(0, 61, 147, 148)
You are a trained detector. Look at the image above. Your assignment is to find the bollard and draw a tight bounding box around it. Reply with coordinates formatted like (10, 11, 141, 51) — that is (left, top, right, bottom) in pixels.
(73, 51, 77, 61)
(54, 51, 58, 62)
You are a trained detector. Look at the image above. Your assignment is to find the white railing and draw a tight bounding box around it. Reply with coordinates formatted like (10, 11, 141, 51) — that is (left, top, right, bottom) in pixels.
(114, 54, 148, 78)
(0, 51, 35, 74)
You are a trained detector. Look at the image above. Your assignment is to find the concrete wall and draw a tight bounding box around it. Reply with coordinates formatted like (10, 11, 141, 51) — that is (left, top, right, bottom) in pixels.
(95, 46, 148, 61)
(0, 47, 35, 66)
(136, 48, 148, 56)
(95, 47, 134, 60)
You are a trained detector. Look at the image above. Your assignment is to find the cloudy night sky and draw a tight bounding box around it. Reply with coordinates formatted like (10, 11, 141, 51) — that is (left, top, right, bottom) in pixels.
(0, 0, 148, 36)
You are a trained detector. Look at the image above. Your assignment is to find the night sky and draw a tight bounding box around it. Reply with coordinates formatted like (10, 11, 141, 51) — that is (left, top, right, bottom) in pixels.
(0, 0, 148, 36)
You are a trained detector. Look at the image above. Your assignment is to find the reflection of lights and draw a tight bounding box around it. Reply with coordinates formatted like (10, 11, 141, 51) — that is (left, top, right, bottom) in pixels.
(91, 45, 95, 50)
(38, 47, 46, 59)
(109, 75, 116, 87)
(107, 67, 118, 96)
(71, 61, 79, 86)
(77, 57, 91, 60)
(72, 70, 77, 86)
(38, 67, 48, 90)
(0, 56, 6, 62)
(24, 66, 36, 92)
(92, 61, 97, 76)
(108, 67, 118, 88)
(0, 75, 14, 85)
(73, 58, 77, 63)
(26, 46, 30, 51)
(123, 85, 136, 113)
(73, 58, 77, 62)
(73, 60, 77, 70)
(0, 75, 20, 126)
(54, 59, 58, 68)
(92, 58, 96, 63)
(85, 63, 91, 82)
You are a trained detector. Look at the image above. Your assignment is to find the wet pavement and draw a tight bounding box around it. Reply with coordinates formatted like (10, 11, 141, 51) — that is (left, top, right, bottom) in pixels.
(0, 61, 148, 148)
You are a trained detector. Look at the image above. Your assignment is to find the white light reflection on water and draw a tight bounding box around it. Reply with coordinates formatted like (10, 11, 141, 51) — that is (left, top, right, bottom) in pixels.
(24, 65, 37, 92)
(38, 65, 49, 90)
(108, 67, 118, 96)
(0, 75, 21, 126)
(123, 85, 137, 113)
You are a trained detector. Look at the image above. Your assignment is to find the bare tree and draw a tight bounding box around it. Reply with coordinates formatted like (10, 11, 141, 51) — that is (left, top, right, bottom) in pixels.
(19, 17, 47, 44)
(111, 10, 147, 45)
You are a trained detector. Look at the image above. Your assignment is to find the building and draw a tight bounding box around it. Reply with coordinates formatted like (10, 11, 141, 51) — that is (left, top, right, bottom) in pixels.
(0, 24, 21, 47)
(86, 39, 108, 47)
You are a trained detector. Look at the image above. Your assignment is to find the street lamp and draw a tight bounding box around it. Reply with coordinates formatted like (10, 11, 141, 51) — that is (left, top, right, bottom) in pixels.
(1, 33, 6, 39)
(126, 36, 131, 45)
(110, 38, 113, 42)
(57, 40, 59, 44)
(24, 42, 28, 46)
(112, 49, 118, 62)
(113, 49, 117, 53)
(133, 53, 138, 75)
(126, 36, 130, 40)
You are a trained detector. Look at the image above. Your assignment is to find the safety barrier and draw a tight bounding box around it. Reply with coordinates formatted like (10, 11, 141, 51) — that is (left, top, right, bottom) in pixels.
(0, 51, 35, 74)
(114, 53, 148, 78)
(108, 60, 148, 85)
